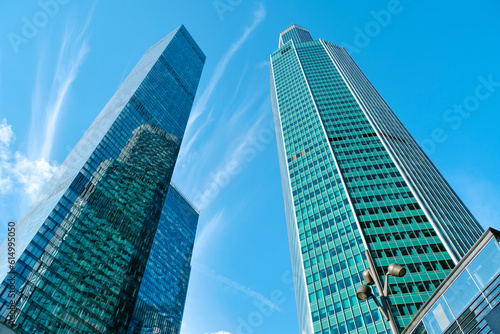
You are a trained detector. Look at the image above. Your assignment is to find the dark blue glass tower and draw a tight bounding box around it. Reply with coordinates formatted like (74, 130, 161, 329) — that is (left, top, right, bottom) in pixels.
(0, 25, 204, 333)
(127, 183, 198, 334)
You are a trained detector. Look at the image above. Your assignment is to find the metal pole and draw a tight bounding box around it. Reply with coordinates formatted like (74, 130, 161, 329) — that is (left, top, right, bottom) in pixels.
(381, 294, 399, 334)
(364, 250, 400, 334)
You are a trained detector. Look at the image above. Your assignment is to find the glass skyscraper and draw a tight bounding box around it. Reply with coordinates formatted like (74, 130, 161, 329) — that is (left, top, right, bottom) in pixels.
(404, 228, 500, 334)
(270, 25, 484, 333)
(128, 183, 199, 334)
(0, 25, 204, 333)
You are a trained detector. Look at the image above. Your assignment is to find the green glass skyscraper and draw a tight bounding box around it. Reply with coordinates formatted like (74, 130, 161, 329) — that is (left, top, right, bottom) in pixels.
(0, 25, 204, 333)
(270, 25, 484, 333)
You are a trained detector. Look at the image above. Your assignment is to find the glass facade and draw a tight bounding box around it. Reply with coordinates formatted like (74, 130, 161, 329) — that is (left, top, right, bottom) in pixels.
(127, 184, 198, 334)
(279, 24, 313, 48)
(270, 25, 484, 333)
(404, 229, 500, 334)
(0, 25, 204, 333)
(320, 41, 483, 263)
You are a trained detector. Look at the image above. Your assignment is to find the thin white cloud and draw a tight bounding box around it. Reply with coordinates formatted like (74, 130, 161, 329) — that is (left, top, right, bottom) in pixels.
(29, 59, 45, 159)
(181, 126, 203, 160)
(205, 332, 232, 334)
(29, 5, 95, 161)
(176, 4, 267, 185)
(177, 107, 215, 166)
(38, 30, 91, 160)
(1, 9, 94, 209)
(226, 91, 260, 127)
(232, 62, 249, 100)
(194, 97, 271, 210)
(200, 265, 282, 312)
(192, 209, 225, 260)
(40, 41, 90, 160)
(255, 60, 270, 69)
(187, 4, 267, 127)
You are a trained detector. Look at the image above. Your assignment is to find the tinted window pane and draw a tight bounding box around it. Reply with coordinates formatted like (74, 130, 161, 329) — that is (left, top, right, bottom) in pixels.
(443, 270, 480, 317)
(423, 298, 454, 334)
(468, 239, 500, 289)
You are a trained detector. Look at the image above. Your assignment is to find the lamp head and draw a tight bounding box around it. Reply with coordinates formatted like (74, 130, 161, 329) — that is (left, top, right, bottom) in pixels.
(362, 269, 375, 285)
(387, 263, 406, 277)
(356, 284, 373, 301)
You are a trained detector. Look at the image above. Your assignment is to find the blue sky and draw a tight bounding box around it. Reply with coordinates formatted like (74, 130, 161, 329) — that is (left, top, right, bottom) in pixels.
(0, 1, 499, 333)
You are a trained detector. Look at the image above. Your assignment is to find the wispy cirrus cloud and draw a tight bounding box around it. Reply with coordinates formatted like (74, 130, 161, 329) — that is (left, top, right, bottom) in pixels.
(255, 60, 270, 69)
(1, 9, 95, 202)
(39, 38, 90, 160)
(31, 10, 94, 161)
(199, 265, 282, 312)
(176, 3, 267, 183)
(179, 107, 215, 166)
(187, 4, 267, 127)
(232, 62, 249, 102)
(192, 209, 225, 260)
(193, 96, 272, 211)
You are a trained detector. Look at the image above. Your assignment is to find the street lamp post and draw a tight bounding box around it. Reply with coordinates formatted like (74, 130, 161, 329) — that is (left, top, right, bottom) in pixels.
(356, 262, 406, 334)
